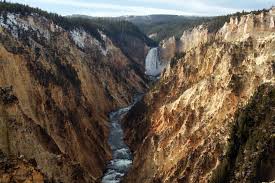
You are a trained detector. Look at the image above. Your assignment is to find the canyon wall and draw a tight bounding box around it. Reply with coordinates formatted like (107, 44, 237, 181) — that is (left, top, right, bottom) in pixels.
(124, 8, 275, 183)
(0, 10, 149, 182)
(159, 25, 210, 64)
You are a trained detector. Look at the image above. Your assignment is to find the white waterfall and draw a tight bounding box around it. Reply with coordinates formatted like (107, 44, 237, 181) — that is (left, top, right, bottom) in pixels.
(145, 47, 163, 76)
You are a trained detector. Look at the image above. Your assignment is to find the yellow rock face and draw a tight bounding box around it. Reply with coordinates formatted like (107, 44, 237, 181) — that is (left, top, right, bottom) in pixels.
(160, 25, 209, 64)
(124, 9, 275, 183)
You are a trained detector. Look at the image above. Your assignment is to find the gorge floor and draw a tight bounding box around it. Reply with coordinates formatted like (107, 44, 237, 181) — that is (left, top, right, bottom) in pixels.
(101, 95, 143, 183)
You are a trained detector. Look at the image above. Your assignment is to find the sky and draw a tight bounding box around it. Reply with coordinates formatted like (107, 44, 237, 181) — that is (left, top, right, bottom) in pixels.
(8, 0, 275, 17)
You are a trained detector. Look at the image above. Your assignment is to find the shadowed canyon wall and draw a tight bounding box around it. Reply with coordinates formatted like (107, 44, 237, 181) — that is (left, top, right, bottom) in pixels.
(0, 8, 151, 182)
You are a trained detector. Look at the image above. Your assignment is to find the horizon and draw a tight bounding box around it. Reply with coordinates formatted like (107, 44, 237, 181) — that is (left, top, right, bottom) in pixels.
(7, 0, 275, 17)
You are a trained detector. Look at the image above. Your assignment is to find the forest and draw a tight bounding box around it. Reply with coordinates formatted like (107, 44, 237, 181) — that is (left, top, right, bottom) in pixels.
(0, 1, 156, 47)
(125, 9, 269, 42)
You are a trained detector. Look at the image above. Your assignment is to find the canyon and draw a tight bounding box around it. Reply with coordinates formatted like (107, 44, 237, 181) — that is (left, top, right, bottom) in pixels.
(0, 2, 274, 183)
(0, 3, 152, 182)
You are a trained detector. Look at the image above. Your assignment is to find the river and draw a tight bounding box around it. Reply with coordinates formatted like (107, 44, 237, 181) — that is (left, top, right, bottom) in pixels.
(102, 46, 162, 182)
(101, 96, 141, 183)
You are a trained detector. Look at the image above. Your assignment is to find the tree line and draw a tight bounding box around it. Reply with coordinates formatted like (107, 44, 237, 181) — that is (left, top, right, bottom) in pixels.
(0, 1, 156, 47)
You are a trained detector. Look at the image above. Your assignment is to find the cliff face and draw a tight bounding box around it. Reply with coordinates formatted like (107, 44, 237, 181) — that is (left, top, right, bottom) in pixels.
(124, 8, 275, 183)
(210, 84, 275, 183)
(0, 150, 46, 182)
(218, 9, 275, 41)
(159, 25, 209, 64)
(0, 11, 149, 182)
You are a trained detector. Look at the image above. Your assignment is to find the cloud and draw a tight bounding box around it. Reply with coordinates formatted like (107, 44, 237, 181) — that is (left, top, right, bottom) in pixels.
(16, 0, 197, 16)
(130, 0, 248, 14)
(13, 0, 235, 16)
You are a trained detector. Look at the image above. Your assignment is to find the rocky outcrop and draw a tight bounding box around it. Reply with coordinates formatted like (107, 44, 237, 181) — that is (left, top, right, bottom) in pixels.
(217, 8, 275, 42)
(159, 36, 177, 64)
(124, 8, 275, 183)
(159, 25, 209, 64)
(0, 9, 149, 183)
(179, 25, 209, 52)
(0, 151, 46, 183)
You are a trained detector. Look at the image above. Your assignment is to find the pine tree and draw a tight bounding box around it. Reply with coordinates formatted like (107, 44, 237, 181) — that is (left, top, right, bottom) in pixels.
(3, 11, 7, 24)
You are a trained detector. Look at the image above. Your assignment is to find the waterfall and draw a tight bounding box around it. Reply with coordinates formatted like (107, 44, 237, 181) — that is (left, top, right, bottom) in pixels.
(145, 47, 163, 76)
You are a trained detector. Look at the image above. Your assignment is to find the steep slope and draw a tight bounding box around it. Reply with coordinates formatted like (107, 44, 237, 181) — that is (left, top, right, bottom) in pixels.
(0, 2, 152, 183)
(66, 15, 157, 73)
(123, 8, 275, 183)
(210, 84, 275, 183)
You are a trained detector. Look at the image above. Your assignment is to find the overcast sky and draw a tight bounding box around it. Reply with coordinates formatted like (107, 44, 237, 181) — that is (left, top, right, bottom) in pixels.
(9, 0, 275, 17)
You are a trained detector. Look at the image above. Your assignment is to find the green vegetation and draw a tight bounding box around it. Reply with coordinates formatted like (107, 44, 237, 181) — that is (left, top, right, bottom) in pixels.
(26, 53, 81, 95)
(0, 86, 18, 105)
(81, 17, 157, 47)
(0, 1, 104, 41)
(170, 52, 186, 68)
(125, 9, 269, 42)
(210, 84, 275, 183)
(127, 15, 213, 42)
(0, 1, 269, 45)
(229, 74, 244, 96)
(206, 9, 268, 33)
(0, 1, 156, 47)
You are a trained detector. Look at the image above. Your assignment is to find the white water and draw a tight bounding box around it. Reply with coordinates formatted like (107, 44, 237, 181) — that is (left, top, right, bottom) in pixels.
(145, 47, 164, 76)
(102, 96, 142, 183)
